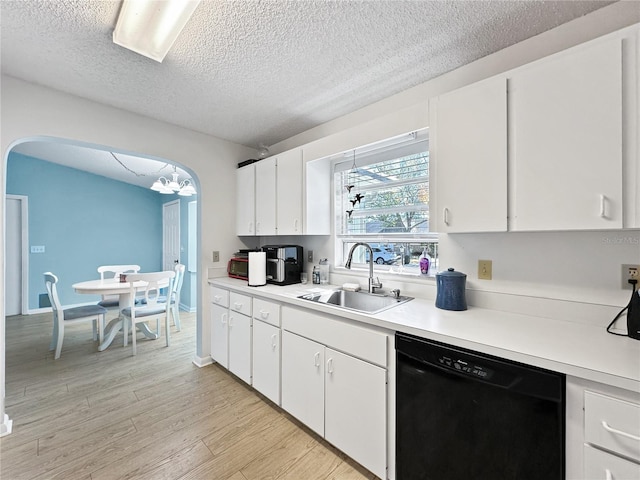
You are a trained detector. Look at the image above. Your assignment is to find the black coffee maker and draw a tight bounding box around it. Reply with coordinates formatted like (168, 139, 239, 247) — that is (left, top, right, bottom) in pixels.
(262, 245, 303, 285)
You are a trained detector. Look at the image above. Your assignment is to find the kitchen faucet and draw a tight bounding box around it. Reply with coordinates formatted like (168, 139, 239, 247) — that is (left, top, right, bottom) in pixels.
(344, 242, 383, 293)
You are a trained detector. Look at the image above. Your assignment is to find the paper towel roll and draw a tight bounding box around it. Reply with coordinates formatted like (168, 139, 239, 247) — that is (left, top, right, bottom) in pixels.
(248, 252, 267, 286)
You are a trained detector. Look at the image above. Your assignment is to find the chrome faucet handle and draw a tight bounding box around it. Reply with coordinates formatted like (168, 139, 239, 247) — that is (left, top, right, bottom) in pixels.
(391, 288, 401, 299)
(370, 277, 383, 293)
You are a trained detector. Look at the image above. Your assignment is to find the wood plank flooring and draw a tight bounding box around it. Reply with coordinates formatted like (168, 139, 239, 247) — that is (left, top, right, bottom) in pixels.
(1, 310, 377, 480)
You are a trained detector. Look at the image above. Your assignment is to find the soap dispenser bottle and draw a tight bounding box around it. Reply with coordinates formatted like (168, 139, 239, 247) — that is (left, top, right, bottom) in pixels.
(419, 247, 430, 275)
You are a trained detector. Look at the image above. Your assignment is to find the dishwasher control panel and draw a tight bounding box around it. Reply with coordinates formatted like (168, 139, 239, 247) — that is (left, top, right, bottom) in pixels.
(438, 355, 494, 380)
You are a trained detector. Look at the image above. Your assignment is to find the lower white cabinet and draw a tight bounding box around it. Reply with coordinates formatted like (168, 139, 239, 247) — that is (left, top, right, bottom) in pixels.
(584, 444, 640, 480)
(210, 303, 228, 368)
(281, 329, 387, 480)
(252, 319, 281, 404)
(210, 289, 252, 385)
(228, 310, 252, 384)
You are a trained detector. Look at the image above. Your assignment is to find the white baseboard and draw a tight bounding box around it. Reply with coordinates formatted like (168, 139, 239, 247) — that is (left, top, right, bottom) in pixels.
(192, 355, 213, 368)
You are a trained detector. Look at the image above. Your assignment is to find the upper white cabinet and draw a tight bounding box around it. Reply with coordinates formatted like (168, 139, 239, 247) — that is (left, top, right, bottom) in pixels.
(430, 76, 507, 233)
(255, 157, 277, 235)
(236, 164, 255, 236)
(509, 37, 624, 231)
(430, 26, 638, 232)
(276, 148, 303, 235)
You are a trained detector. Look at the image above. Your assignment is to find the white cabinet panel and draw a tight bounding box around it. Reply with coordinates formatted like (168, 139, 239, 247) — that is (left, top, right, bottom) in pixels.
(255, 157, 277, 235)
(252, 319, 281, 405)
(236, 164, 255, 236)
(430, 76, 507, 233)
(210, 303, 228, 368)
(585, 391, 640, 463)
(325, 348, 386, 480)
(510, 38, 623, 230)
(228, 311, 252, 384)
(584, 444, 640, 480)
(281, 330, 325, 437)
(276, 148, 303, 235)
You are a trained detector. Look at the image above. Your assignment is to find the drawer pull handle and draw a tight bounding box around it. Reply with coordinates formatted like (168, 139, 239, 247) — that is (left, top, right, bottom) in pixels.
(213, 295, 221, 303)
(233, 302, 243, 311)
(605, 469, 612, 480)
(260, 310, 269, 319)
(601, 421, 640, 442)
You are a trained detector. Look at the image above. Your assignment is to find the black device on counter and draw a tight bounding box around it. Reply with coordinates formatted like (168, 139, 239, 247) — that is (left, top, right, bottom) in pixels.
(262, 244, 303, 285)
(607, 281, 640, 340)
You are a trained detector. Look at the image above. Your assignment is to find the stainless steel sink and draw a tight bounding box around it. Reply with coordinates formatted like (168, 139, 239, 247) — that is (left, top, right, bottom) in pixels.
(297, 288, 413, 314)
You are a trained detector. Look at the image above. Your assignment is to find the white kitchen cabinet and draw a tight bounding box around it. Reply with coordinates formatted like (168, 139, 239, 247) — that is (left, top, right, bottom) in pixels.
(281, 330, 325, 436)
(228, 309, 252, 384)
(236, 164, 255, 236)
(324, 348, 386, 479)
(255, 156, 277, 235)
(210, 288, 252, 384)
(281, 307, 389, 479)
(210, 303, 228, 368)
(276, 148, 303, 235)
(509, 37, 624, 231)
(252, 298, 281, 405)
(252, 319, 281, 405)
(430, 76, 507, 233)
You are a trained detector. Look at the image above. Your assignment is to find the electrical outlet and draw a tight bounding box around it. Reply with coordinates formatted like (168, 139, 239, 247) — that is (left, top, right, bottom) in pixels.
(212, 251, 220, 262)
(478, 260, 492, 280)
(308, 250, 314, 263)
(621, 264, 640, 289)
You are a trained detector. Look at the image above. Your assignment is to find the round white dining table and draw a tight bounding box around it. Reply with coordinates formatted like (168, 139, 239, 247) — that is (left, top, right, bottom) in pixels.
(72, 277, 169, 351)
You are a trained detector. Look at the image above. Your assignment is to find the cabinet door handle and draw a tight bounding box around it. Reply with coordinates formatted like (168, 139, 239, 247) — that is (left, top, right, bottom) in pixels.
(260, 310, 269, 320)
(443, 207, 450, 226)
(601, 420, 640, 441)
(605, 469, 613, 480)
(599, 194, 607, 218)
(271, 333, 277, 349)
(256, 221, 260, 233)
(249, 222, 253, 233)
(327, 358, 334, 374)
(228, 316, 233, 327)
(294, 219, 299, 231)
(221, 313, 227, 324)
(314, 352, 320, 367)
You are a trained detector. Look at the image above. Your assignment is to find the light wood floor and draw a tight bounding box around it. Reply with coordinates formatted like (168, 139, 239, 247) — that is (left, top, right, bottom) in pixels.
(1, 310, 377, 480)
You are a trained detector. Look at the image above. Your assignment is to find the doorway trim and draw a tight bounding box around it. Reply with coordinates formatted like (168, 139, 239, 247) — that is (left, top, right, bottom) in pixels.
(6, 194, 29, 316)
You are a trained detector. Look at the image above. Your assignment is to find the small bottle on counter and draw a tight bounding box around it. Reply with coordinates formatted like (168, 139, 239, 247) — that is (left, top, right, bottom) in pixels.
(419, 247, 430, 275)
(319, 258, 329, 284)
(312, 266, 320, 284)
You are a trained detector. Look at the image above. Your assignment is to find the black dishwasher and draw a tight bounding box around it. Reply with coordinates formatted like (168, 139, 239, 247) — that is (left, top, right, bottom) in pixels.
(396, 332, 565, 480)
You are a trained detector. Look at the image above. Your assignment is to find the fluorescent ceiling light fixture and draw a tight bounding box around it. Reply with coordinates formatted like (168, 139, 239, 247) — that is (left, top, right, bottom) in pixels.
(113, 0, 201, 62)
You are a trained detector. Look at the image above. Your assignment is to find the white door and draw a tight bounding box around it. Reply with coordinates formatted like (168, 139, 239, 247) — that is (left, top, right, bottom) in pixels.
(276, 148, 303, 235)
(163, 200, 180, 271)
(325, 348, 387, 480)
(228, 312, 252, 384)
(281, 331, 325, 437)
(210, 304, 228, 368)
(252, 319, 280, 404)
(6, 195, 27, 316)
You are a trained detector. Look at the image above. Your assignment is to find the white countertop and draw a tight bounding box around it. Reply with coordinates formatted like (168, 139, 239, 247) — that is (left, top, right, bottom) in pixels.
(209, 277, 640, 393)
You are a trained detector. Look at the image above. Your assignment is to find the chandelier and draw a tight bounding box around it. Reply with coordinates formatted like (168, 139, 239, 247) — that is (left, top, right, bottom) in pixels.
(151, 166, 197, 196)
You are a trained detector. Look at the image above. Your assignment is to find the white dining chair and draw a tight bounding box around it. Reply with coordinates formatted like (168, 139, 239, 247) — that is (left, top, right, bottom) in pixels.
(120, 271, 175, 355)
(96, 264, 141, 308)
(44, 272, 107, 360)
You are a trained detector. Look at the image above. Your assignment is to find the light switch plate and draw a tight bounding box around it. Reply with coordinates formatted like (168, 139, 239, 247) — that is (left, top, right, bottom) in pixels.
(478, 260, 492, 280)
(31, 245, 45, 254)
(621, 264, 639, 289)
(212, 251, 220, 262)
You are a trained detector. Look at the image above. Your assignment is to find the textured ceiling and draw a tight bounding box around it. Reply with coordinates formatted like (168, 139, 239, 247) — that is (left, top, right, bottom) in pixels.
(1, 1, 615, 185)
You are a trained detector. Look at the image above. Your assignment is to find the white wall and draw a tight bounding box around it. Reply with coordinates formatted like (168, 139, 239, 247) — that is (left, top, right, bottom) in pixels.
(0, 76, 257, 435)
(266, 2, 640, 315)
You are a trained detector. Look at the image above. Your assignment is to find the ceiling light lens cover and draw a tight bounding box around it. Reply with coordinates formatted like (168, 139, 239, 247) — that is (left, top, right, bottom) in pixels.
(113, 0, 201, 62)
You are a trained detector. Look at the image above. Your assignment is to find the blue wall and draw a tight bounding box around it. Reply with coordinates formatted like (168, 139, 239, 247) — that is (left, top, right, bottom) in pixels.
(7, 152, 166, 309)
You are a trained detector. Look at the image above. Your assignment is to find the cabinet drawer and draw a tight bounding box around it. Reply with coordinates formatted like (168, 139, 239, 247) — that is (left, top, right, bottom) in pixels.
(282, 306, 388, 367)
(585, 391, 640, 462)
(584, 444, 640, 480)
(210, 286, 229, 308)
(229, 292, 252, 317)
(253, 298, 281, 327)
